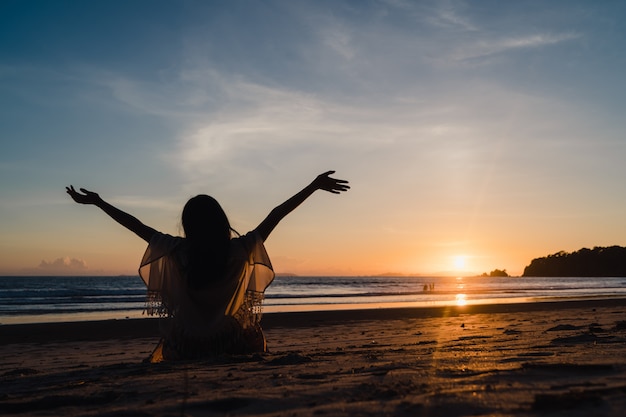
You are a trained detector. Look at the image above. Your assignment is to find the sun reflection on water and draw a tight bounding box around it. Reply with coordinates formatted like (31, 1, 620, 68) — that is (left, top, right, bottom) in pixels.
(456, 276, 465, 290)
(455, 293, 467, 306)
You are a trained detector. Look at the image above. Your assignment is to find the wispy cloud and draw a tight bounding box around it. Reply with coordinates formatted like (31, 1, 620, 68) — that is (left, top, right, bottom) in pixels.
(170, 79, 366, 191)
(319, 24, 356, 62)
(99, 74, 204, 120)
(430, 2, 479, 32)
(452, 32, 581, 61)
(110, 196, 181, 211)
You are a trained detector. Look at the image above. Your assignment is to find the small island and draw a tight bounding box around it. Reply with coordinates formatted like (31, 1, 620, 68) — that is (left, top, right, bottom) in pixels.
(480, 269, 509, 277)
(523, 246, 626, 277)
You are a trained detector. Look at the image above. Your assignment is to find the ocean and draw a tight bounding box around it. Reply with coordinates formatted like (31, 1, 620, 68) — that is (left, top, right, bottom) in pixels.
(1, 275, 626, 325)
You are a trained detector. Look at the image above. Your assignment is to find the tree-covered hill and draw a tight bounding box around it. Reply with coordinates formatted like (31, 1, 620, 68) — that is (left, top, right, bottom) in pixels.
(523, 246, 626, 277)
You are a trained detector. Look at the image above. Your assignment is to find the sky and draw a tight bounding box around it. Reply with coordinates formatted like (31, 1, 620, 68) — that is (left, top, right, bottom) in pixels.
(2, 0, 626, 277)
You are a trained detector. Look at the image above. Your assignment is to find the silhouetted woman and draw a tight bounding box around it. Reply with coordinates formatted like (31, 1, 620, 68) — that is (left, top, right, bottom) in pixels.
(66, 171, 349, 362)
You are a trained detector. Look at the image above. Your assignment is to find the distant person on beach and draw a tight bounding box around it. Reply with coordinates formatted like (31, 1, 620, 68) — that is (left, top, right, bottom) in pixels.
(66, 171, 349, 362)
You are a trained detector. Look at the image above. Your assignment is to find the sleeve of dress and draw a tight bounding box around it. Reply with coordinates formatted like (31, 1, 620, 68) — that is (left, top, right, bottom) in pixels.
(246, 231, 275, 294)
(138, 232, 183, 316)
(224, 231, 275, 324)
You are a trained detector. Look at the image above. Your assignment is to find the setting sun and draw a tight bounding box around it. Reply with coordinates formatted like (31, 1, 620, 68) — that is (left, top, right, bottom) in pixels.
(452, 255, 467, 271)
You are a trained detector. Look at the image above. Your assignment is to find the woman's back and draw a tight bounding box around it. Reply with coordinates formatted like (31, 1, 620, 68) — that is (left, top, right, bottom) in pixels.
(139, 230, 274, 360)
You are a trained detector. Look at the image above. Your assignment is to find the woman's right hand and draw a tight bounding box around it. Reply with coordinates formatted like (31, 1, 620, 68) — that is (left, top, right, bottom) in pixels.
(66, 186, 102, 205)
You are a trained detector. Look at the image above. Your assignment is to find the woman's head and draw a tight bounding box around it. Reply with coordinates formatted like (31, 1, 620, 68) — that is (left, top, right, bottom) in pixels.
(182, 195, 231, 289)
(182, 195, 230, 242)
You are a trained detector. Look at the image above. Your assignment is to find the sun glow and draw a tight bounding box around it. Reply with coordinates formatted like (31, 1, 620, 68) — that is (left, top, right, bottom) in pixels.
(452, 255, 466, 271)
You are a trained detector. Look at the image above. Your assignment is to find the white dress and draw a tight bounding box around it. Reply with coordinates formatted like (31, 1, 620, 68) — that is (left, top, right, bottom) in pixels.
(139, 231, 274, 360)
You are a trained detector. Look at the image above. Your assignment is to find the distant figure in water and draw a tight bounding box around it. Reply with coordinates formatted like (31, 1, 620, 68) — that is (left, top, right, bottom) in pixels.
(66, 171, 349, 362)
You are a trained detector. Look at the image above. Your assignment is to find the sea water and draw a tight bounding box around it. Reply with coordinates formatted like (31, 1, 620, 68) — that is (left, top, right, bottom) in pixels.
(1, 275, 626, 324)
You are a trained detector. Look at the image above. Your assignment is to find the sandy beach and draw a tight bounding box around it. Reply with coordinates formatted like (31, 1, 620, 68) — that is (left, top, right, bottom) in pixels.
(2, 298, 626, 416)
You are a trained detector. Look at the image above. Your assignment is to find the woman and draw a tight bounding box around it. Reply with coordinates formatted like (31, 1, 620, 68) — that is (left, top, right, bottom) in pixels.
(66, 171, 349, 362)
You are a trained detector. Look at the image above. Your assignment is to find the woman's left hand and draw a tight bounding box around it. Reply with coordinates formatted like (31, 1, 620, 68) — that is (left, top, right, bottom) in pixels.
(312, 171, 350, 194)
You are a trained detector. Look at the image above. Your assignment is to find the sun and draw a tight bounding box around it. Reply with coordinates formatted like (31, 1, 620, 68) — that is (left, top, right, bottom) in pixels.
(452, 255, 466, 271)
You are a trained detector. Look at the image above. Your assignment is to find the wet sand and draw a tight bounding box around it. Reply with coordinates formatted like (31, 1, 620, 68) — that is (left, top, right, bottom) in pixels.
(2, 298, 626, 416)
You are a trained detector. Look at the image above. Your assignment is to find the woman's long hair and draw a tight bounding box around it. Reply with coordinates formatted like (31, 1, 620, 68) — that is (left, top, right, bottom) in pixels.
(182, 195, 231, 290)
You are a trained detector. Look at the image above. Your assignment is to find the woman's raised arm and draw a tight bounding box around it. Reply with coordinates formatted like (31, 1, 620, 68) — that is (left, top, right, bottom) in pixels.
(254, 171, 349, 242)
(66, 186, 157, 243)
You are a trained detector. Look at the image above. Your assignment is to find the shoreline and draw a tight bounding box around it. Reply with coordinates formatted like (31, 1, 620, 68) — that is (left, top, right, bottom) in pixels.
(2, 296, 626, 345)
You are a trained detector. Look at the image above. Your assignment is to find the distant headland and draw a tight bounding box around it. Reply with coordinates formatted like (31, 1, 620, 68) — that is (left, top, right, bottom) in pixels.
(523, 246, 626, 277)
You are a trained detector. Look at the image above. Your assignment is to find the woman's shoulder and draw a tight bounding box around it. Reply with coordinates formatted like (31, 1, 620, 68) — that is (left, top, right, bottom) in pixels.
(230, 230, 261, 250)
(231, 230, 261, 246)
(149, 231, 185, 251)
(140, 232, 186, 270)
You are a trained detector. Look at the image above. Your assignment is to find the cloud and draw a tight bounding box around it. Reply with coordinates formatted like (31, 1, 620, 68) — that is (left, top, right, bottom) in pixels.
(317, 20, 356, 62)
(429, 2, 479, 32)
(110, 196, 180, 211)
(38, 257, 88, 271)
(453, 32, 581, 61)
(373, 2, 582, 66)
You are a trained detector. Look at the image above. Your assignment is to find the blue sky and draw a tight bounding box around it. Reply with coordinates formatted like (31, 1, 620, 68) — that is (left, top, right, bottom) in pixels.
(2, 0, 626, 276)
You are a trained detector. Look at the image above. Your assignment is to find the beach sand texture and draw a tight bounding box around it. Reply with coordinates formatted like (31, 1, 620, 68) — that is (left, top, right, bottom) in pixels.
(2, 299, 626, 416)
